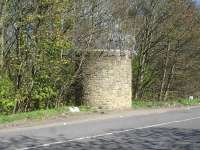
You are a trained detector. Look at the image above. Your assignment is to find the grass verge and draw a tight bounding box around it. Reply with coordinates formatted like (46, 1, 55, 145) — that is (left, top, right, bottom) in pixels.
(132, 99, 200, 109)
(1, 99, 200, 125)
(0, 106, 94, 124)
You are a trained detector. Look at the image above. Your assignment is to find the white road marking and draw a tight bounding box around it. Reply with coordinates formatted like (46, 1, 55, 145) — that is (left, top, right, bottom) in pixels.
(16, 115, 200, 150)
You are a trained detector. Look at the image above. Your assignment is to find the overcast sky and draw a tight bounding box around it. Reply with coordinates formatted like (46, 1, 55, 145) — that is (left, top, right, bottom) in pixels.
(196, 0, 200, 4)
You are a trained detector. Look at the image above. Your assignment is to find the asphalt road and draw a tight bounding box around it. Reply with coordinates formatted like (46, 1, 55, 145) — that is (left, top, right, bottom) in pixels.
(1, 107, 200, 150)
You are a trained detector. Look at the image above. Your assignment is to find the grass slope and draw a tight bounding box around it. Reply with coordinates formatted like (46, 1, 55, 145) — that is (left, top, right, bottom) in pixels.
(0, 106, 93, 124)
(132, 99, 200, 109)
(1, 99, 200, 125)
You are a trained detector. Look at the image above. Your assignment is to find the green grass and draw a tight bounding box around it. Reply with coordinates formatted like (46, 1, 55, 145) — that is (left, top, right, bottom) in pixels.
(132, 99, 200, 109)
(1, 99, 200, 125)
(0, 106, 94, 124)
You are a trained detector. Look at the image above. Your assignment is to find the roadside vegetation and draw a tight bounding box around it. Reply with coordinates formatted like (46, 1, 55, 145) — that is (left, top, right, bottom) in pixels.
(132, 99, 200, 109)
(0, 0, 200, 116)
(1, 98, 200, 125)
(0, 106, 93, 124)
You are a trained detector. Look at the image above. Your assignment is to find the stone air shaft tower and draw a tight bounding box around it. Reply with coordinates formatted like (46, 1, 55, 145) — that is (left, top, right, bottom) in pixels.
(82, 49, 132, 110)
(76, 0, 135, 110)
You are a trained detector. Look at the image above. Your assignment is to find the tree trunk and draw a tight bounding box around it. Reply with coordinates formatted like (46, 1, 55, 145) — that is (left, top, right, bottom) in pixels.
(159, 43, 170, 101)
(164, 62, 176, 101)
(134, 55, 148, 99)
(0, 1, 5, 70)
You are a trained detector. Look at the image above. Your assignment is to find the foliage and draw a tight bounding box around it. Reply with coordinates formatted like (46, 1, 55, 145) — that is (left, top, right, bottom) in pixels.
(132, 0, 200, 100)
(0, 75, 15, 114)
(0, 0, 200, 115)
(0, 0, 78, 114)
(0, 106, 94, 124)
(132, 99, 200, 109)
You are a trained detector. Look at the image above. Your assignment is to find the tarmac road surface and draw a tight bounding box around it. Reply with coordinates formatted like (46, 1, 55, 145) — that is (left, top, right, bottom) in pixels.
(0, 107, 200, 150)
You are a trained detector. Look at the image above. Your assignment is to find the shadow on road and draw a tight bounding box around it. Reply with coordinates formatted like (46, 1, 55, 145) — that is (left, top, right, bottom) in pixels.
(1, 127, 200, 150)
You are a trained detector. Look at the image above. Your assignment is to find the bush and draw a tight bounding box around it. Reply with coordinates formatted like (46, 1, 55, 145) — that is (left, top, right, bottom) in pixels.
(0, 75, 15, 114)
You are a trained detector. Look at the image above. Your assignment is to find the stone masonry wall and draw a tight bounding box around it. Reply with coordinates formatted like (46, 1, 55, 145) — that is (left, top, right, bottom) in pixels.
(82, 50, 132, 110)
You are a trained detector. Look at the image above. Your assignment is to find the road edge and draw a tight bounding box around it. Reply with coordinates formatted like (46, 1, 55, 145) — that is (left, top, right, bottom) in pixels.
(0, 105, 200, 133)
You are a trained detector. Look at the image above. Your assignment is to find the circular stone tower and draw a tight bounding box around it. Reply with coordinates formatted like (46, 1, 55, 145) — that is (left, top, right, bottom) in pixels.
(82, 49, 132, 110)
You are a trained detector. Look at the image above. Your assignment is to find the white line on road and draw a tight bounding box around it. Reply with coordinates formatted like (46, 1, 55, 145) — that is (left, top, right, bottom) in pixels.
(16, 115, 200, 150)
